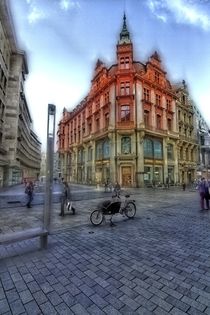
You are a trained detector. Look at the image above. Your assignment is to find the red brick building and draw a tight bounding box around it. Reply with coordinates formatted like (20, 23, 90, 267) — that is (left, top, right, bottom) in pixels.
(58, 15, 183, 187)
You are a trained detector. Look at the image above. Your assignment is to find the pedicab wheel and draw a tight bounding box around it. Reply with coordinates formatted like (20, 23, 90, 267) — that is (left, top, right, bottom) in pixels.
(124, 202, 136, 218)
(90, 210, 103, 226)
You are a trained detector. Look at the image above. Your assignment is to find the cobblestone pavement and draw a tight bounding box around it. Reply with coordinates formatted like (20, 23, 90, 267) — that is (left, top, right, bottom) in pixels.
(1, 188, 210, 314)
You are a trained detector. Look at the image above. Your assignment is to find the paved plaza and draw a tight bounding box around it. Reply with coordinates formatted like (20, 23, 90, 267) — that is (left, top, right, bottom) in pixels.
(0, 187, 210, 314)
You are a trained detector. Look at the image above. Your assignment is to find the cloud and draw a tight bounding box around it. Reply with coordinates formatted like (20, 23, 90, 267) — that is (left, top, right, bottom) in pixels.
(59, 0, 80, 11)
(25, 0, 47, 24)
(147, 0, 210, 31)
(27, 6, 46, 24)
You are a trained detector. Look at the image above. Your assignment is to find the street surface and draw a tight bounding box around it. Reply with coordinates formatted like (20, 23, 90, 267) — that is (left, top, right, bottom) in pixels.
(0, 183, 113, 208)
(1, 186, 210, 314)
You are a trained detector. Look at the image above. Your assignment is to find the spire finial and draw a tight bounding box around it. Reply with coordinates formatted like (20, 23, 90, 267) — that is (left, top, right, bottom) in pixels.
(123, 12, 126, 28)
(119, 13, 131, 44)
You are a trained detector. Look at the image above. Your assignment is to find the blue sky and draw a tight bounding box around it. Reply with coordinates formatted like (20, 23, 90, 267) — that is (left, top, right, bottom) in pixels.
(9, 0, 210, 150)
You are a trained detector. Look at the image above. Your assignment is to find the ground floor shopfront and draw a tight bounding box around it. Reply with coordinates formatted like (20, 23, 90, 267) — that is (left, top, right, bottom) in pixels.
(59, 131, 198, 188)
(0, 165, 22, 187)
(61, 155, 181, 188)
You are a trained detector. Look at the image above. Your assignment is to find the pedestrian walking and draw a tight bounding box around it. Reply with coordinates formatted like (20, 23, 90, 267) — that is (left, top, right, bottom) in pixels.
(25, 181, 34, 208)
(59, 181, 75, 216)
(182, 182, 186, 191)
(198, 177, 209, 210)
(104, 179, 109, 192)
(113, 181, 121, 197)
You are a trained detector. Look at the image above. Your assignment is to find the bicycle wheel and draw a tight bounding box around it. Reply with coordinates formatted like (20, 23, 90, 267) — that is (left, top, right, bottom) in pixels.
(124, 202, 136, 218)
(90, 210, 104, 226)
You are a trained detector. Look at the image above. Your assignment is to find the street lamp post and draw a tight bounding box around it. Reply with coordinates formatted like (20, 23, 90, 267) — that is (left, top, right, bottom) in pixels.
(44, 104, 56, 237)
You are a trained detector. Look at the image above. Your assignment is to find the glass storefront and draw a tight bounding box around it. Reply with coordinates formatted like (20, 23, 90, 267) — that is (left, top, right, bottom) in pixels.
(144, 166, 152, 185)
(154, 166, 163, 183)
(144, 165, 163, 185)
(168, 166, 174, 185)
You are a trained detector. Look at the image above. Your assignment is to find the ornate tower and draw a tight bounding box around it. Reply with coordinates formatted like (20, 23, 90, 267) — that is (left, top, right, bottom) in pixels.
(116, 13, 133, 69)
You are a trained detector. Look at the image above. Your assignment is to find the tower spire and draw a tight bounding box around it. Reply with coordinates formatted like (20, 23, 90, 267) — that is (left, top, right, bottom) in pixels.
(119, 13, 131, 44)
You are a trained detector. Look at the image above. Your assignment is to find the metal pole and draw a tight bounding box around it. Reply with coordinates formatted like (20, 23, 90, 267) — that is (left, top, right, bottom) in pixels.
(44, 104, 56, 234)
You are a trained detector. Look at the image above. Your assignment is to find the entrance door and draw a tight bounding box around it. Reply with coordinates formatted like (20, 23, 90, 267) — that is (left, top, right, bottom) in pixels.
(122, 166, 132, 187)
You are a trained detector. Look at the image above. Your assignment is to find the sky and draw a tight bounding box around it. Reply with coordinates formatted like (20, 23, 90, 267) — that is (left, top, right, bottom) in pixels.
(9, 0, 210, 151)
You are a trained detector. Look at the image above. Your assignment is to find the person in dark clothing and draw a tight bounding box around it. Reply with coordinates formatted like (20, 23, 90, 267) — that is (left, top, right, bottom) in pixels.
(113, 181, 121, 197)
(25, 181, 34, 208)
(166, 177, 169, 189)
(198, 177, 209, 210)
(59, 181, 75, 216)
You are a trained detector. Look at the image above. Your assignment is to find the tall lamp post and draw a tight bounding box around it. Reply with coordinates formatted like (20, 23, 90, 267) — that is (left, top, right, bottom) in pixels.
(44, 104, 56, 234)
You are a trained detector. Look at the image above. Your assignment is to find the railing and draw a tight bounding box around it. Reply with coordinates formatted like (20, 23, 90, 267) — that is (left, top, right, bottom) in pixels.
(91, 127, 109, 136)
(145, 124, 167, 134)
(117, 121, 134, 128)
(179, 135, 198, 143)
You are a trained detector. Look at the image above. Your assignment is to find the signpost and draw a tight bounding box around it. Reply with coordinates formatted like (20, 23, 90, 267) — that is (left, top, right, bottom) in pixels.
(44, 104, 56, 234)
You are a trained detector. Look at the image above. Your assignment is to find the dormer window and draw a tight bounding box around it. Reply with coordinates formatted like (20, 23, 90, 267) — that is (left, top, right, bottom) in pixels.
(125, 57, 129, 69)
(155, 94, 161, 106)
(120, 81, 130, 95)
(120, 57, 130, 69)
(155, 71, 160, 83)
(143, 88, 150, 102)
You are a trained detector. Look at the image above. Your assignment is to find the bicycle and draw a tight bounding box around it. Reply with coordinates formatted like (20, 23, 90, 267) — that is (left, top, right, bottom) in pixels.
(90, 192, 136, 226)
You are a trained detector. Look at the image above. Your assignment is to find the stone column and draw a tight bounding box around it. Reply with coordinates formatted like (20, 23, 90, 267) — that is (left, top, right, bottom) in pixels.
(137, 131, 145, 187)
(91, 140, 96, 184)
(109, 132, 116, 183)
(172, 100, 177, 131)
(109, 84, 116, 129)
(83, 144, 87, 183)
(163, 138, 168, 183)
(174, 140, 180, 183)
(162, 96, 167, 130)
(135, 81, 143, 128)
(151, 89, 156, 126)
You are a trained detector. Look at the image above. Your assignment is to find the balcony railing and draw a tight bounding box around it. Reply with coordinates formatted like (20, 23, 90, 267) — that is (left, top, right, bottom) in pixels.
(91, 127, 109, 137)
(117, 121, 134, 129)
(144, 124, 167, 134)
(179, 135, 198, 143)
(82, 127, 109, 141)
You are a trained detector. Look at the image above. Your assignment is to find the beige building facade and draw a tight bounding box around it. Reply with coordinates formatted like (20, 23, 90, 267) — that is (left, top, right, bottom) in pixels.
(0, 1, 41, 186)
(175, 81, 198, 185)
(193, 103, 210, 180)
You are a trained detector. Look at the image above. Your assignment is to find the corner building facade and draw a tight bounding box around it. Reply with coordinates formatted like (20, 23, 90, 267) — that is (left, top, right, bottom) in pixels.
(58, 16, 181, 187)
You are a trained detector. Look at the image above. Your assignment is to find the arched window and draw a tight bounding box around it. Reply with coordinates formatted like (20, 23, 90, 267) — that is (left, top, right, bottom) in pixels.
(144, 139, 153, 158)
(121, 137, 131, 154)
